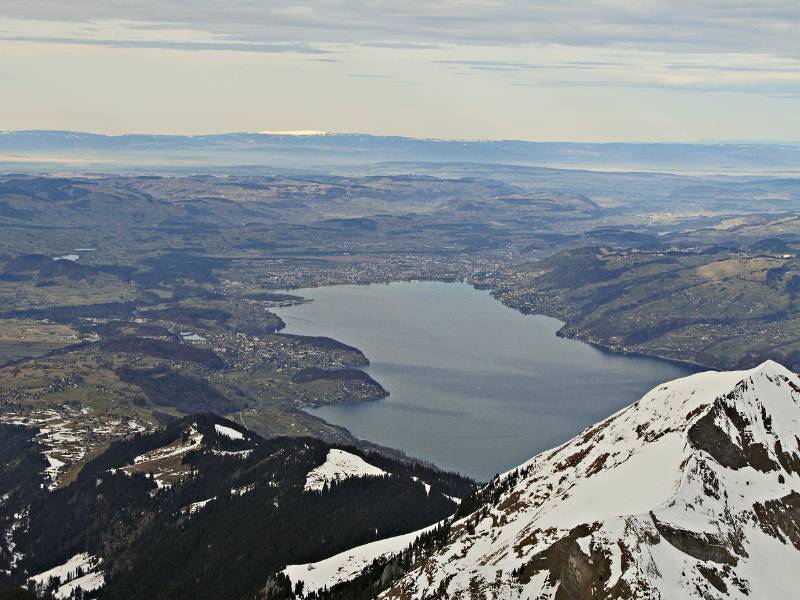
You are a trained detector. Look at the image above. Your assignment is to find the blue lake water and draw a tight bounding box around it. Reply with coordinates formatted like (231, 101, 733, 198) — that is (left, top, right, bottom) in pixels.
(272, 281, 697, 480)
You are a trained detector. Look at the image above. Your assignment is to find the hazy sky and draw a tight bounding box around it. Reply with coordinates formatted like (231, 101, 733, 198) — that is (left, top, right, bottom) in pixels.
(2, 1, 799, 141)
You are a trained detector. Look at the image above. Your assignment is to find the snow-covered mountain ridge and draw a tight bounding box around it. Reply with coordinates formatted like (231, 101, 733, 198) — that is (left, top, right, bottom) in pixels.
(380, 360, 800, 599)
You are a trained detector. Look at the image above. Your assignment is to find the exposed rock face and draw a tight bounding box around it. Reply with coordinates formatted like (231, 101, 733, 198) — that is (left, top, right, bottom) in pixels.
(382, 360, 800, 599)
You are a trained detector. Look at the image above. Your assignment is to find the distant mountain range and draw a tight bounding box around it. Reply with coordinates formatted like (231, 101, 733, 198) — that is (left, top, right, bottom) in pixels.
(2, 130, 800, 174)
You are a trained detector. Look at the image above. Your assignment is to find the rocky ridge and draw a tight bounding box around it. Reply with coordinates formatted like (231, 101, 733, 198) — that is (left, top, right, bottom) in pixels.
(381, 360, 800, 599)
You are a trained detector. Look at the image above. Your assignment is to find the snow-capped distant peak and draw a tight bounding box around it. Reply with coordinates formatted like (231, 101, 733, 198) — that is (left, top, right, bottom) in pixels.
(304, 449, 386, 492)
(256, 130, 327, 136)
(381, 360, 800, 599)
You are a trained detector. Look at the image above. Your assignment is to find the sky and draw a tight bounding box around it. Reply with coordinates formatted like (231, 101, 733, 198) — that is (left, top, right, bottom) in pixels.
(1, 1, 799, 141)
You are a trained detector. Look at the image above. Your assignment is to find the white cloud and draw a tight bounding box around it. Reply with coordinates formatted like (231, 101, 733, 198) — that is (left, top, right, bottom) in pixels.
(0, 3, 798, 140)
(2, 1, 798, 57)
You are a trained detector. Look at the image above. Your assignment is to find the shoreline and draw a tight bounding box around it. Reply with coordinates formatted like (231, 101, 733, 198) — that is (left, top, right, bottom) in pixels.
(483, 286, 722, 374)
(269, 279, 708, 479)
(554, 329, 715, 373)
(273, 278, 718, 375)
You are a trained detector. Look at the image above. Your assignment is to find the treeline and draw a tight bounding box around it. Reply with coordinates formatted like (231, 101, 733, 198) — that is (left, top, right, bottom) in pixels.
(282, 335, 363, 355)
(4, 302, 138, 323)
(140, 306, 232, 327)
(301, 521, 454, 600)
(91, 321, 176, 340)
(99, 336, 225, 369)
(291, 368, 375, 385)
(300, 469, 529, 600)
(246, 292, 304, 303)
(115, 367, 240, 413)
(2, 253, 136, 283)
(0, 425, 49, 579)
(134, 252, 230, 287)
(3, 254, 86, 280)
(6, 415, 472, 600)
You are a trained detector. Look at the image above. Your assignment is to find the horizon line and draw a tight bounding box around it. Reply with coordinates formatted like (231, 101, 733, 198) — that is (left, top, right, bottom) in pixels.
(2, 129, 800, 147)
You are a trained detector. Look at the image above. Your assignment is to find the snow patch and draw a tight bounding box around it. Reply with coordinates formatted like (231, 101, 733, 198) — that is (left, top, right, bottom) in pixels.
(304, 449, 386, 492)
(411, 476, 431, 495)
(212, 448, 253, 459)
(214, 424, 244, 441)
(132, 426, 203, 465)
(284, 522, 439, 593)
(182, 497, 216, 515)
(44, 453, 65, 489)
(29, 553, 104, 599)
(231, 483, 255, 497)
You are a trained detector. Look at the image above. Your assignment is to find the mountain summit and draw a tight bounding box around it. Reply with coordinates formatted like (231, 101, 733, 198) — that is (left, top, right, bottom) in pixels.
(380, 360, 800, 599)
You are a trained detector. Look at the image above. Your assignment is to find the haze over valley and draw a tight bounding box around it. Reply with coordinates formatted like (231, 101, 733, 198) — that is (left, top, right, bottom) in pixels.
(2, 2, 800, 599)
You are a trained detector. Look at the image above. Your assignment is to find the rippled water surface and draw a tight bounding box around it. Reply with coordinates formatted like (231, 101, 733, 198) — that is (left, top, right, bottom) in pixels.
(273, 281, 697, 480)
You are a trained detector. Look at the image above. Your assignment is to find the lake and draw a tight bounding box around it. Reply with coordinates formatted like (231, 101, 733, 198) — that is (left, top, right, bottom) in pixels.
(272, 281, 697, 480)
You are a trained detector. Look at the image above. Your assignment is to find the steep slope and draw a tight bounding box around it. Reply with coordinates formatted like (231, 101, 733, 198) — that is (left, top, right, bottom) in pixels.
(379, 360, 800, 599)
(0, 415, 472, 600)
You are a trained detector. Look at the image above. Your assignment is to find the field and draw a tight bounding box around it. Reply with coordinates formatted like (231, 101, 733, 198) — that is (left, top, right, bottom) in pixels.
(1, 169, 799, 486)
(0, 320, 80, 362)
(493, 245, 800, 370)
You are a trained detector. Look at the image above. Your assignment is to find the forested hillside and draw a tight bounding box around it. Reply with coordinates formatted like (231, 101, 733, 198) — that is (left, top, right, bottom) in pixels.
(0, 415, 473, 600)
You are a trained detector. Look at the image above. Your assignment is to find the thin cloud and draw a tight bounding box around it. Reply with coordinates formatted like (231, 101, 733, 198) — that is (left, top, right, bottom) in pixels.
(666, 63, 800, 73)
(2, 34, 329, 54)
(432, 59, 635, 72)
(347, 73, 394, 79)
(359, 41, 445, 50)
(433, 59, 536, 71)
(510, 77, 800, 98)
(3, 1, 799, 58)
(436, 54, 800, 97)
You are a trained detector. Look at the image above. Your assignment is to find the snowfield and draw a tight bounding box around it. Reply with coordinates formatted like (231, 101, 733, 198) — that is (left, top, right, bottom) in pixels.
(285, 361, 800, 599)
(304, 449, 386, 492)
(29, 553, 104, 599)
(54, 571, 105, 599)
(381, 360, 800, 599)
(214, 423, 244, 440)
(283, 522, 440, 593)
